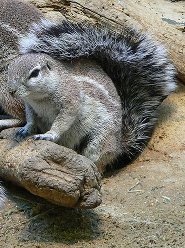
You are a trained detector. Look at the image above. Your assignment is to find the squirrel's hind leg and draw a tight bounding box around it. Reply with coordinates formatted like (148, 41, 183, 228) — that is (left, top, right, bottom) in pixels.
(83, 133, 122, 173)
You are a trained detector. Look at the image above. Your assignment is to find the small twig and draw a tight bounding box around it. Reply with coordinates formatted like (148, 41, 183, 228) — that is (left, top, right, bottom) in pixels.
(128, 189, 144, 193)
(162, 196, 171, 202)
(13, 208, 55, 228)
(26, 208, 55, 222)
(128, 181, 141, 192)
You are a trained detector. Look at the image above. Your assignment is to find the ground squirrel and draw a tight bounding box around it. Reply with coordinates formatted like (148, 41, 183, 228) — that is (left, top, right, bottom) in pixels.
(16, 19, 176, 167)
(0, 0, 176, 206)
(8, 53, 123, 172)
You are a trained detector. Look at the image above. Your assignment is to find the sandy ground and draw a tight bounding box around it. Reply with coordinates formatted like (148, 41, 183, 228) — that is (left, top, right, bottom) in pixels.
(0, 85, 185, 248)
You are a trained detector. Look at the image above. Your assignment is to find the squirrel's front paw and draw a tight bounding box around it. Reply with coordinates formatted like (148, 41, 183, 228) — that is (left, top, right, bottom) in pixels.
(32, 132, 58, 142)
(16, 125, 35, 139)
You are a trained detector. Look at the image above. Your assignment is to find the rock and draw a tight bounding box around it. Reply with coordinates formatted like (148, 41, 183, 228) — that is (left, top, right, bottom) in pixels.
(0, 128, 102, 209)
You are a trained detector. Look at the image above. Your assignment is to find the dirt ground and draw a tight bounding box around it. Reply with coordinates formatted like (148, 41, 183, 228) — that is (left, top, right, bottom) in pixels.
(0, 86, 185, 248)
(0, 0, 185, 247)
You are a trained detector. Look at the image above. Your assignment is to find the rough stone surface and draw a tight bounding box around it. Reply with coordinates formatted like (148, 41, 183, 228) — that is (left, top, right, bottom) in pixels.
(0, 128, 102, 209)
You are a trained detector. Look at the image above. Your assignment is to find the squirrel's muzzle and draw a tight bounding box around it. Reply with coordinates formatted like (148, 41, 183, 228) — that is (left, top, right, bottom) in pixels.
(9, 90, 16, 97)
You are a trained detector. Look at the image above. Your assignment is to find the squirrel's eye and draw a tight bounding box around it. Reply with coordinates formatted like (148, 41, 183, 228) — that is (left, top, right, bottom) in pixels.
(28, 69, 40, 79)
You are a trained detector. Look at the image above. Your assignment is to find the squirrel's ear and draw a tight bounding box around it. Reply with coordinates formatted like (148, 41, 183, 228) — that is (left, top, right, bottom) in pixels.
(46, 62, 51, 70)
(41, 62, 51, 73)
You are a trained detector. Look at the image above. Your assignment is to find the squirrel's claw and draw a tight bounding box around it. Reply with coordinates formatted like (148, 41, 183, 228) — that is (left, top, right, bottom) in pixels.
(15, 124, 36, 140)
(16, 126, 30, 139)
(32, 133, 56, 142)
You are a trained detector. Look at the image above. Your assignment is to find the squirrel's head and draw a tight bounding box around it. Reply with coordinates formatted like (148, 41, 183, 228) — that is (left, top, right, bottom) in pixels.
(8, 53, 61, 100)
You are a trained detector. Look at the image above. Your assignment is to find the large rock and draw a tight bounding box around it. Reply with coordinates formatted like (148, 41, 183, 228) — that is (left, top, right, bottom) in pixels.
(0, 128, 102, 209)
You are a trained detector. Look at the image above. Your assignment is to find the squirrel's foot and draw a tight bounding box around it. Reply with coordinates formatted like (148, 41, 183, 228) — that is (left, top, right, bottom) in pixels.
(16, 124, 36, 140)
(32, 132, 58, 142)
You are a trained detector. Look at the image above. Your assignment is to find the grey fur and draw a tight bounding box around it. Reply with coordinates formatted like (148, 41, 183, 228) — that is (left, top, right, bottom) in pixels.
(8, 53, 123, 172)
(0, 184, 6, 208)
(0, 0, 42, 124)
(0, 0, 43, 208)
(19, 20, 176, 164)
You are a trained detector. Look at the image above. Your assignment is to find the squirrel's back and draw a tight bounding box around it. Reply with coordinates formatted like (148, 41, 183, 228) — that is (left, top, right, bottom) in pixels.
(0, 0, 43, 204)
(0, 184, 5, 208)
(0, 0, 43, 120)
(0, 0, 42, 69)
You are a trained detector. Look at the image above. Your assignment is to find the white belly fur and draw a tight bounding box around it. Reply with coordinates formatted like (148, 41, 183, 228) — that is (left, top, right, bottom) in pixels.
(28, 99, 59, 130)
(61, 94, 118, 149)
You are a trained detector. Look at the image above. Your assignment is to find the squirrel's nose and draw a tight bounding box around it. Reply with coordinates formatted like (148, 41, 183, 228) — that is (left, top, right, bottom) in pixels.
(9, 90, 16, 96)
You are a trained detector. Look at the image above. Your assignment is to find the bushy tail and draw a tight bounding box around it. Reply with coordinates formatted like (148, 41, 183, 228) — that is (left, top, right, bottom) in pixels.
(19, 20, 176, 163)
(0, 183, 6, 208)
